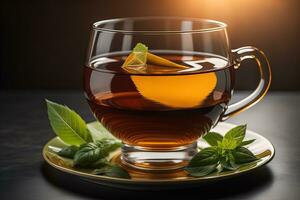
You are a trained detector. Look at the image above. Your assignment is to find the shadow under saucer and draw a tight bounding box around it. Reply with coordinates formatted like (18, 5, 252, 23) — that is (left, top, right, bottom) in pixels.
(41, 162, 274, 200)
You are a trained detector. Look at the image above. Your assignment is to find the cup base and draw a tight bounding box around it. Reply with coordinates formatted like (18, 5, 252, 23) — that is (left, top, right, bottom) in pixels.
(120, 142, 198, 172)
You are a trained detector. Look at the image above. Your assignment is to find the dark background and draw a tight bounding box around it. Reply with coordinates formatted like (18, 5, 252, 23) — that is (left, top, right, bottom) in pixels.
(1, 0, 299, 90)
(1, 1, 300, 199)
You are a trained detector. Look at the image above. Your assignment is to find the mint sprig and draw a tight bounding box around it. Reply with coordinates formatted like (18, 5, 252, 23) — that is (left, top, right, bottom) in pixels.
(46, 100, 130, 179)
(73, 138, 121, 168)
(185, 125, 258, 177)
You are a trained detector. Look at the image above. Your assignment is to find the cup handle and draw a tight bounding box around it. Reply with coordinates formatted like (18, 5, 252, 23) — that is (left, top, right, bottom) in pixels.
(221, 46, 272, 121)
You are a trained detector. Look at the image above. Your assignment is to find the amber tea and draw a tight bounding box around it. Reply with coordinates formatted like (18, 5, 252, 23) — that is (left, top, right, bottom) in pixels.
(84, 52, 234, 150)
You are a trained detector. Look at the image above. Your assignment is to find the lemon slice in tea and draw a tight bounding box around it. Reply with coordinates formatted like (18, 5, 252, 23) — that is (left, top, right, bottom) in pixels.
(131, 73, 217, 108)
(122, 43, 188, 73)
(147, 52, 188, 69)
(122, 43, 217, 108)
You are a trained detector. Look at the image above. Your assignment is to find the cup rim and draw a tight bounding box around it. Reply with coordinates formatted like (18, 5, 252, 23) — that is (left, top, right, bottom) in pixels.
(93, 17, 227, 34)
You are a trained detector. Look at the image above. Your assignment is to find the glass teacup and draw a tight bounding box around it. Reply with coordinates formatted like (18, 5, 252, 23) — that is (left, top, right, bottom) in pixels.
(83, 17, 271, 171)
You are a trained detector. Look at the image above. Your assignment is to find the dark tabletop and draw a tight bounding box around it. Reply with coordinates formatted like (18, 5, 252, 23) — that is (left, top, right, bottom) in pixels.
(0, 91, 299, 200)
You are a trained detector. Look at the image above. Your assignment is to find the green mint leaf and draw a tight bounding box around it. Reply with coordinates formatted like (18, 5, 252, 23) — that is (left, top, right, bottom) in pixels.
(203, 132, 223, 146)
(87, 121, 118, 141)
(188, 147, 219, 167)
(220, 151, 238, 170)
(185, 164, 218, 177)
(74, 143, 100, 167)
(132, 43, 148, 66)
(93, 165, 131, 179)
(186, 124, 258, 176)
(122, 43, 148, 72)
(220, 158, 238, 171)
(133, 43, 148, 53)
(73, 138, 121, 168)
(233, 146, 258, 164)
(218, 138, 237, 150)
(185, 147, 219, 177)
(224, 125, 247, 146)
(240, 139, 256, 146)
(46, 99, 93, 146)
(58, 145, 79, 158)
(94, 138, 122, 155)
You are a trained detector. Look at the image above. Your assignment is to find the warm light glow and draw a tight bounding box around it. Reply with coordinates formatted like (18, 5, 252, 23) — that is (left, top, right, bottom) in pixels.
(166, 0, 286, 27)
